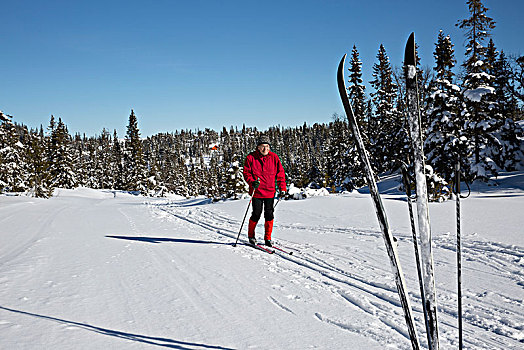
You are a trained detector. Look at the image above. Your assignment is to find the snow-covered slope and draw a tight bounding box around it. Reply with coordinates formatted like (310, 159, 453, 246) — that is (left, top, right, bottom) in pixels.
(1, 174, 523, 349)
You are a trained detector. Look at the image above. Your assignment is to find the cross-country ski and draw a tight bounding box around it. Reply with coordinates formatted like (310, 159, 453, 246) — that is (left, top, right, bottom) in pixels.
(404, 32, 440, 350)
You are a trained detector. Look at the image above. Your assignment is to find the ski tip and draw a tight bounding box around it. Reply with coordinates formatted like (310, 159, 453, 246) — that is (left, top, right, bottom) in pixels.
(337, 54, 348, 96)
(337, 54, 347, 78)
(404, 32, 416, 66)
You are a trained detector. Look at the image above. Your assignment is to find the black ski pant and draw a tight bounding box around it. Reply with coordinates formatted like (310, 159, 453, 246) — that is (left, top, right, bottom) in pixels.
(250, 197, 275, 222)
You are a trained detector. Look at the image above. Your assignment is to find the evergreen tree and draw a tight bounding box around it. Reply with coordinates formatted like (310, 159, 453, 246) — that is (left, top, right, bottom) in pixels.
(225, 153, 246, 199)
(348, 45, 368, 133)
(369, 44, 404, 173)
(511, 55, 524, 107)
(345, 46, 368, 185)
(456, 0, 500, 180)
(124, 110, 146, 192)
(490, 49, 524, 170)
(25, 127, 54, 197)
(174, 155, 189, 197)
(0, 111, 26, 192)
(98, 129, 114, 189)
(326, 115, 354, 191)
(425, 31, 467, 184)
(73, 134, 88, 187)
(112, 130, 125, 190)
(49, 118, 77, 188)
(208, 151, 221, 200)
(492, 51, 520, 120)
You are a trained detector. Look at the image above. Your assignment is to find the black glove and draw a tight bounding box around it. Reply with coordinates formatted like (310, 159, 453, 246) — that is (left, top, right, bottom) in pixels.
(253, 179, 260, 189)
(279, 190, 287, 199)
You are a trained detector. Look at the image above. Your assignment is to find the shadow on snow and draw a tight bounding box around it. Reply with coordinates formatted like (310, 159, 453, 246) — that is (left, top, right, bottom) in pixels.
(106, 235, 231, 246)
(0, 306, 234, 350)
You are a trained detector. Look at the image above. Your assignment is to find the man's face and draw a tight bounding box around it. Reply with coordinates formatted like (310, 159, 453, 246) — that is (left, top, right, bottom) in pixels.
(257, 143, 270, 156)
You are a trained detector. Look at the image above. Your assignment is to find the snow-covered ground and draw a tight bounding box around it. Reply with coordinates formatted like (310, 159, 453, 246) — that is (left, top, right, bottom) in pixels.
(1, 172, 523, 349)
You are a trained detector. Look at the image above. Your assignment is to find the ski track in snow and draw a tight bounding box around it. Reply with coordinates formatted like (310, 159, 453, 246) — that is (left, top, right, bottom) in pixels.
(149, 199, 524, 350)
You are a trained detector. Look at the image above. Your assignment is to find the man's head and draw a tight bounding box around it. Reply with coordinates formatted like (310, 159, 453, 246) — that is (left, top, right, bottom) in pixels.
(256, 135, 270, 156)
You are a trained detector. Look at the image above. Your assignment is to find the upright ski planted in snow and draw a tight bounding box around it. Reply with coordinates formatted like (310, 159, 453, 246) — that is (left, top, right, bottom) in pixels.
(401, 163, 431, 347)
(337, 55, 421, 350)
(404, 32, 440, 350)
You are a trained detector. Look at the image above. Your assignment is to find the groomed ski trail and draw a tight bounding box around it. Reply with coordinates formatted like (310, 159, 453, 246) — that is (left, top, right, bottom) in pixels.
(149, 197, 524, 349)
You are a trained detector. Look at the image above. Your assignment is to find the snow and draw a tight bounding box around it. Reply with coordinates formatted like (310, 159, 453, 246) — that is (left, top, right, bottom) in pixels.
(407, 65, 417, 80)
(464, 86, 495, 102)
(474, 60, 484, 67)
(1, 172, 523, 349)
(288, 184, 330, 199)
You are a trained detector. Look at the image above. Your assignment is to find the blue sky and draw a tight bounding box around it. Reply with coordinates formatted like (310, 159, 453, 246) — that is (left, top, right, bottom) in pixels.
(1, 0, 523, 137)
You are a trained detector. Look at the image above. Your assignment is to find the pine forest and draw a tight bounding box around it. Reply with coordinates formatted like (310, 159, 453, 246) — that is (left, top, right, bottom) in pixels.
(1, 0, 523, 200)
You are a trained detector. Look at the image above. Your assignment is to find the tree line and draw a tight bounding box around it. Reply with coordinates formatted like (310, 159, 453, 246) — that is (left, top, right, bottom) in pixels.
(1, 0, 523, 199)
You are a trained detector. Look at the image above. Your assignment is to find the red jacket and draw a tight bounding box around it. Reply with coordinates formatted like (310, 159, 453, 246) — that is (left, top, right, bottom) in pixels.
(243, 150, 286, 198)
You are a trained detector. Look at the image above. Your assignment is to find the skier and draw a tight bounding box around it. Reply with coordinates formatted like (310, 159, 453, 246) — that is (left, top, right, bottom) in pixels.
(243, 135, 287, 247)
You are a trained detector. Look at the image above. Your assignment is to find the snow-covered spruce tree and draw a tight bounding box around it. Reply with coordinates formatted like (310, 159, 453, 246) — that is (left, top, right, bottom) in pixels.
(496, 118, 524, 170)
(345, 46, 367, 187)
(97, 129, 114, 189)
(174, 155, 189, 197)
(267, 126, 284, 161)
(493, 50, 521, 120)
(25, 126, 54, 197)
(425, 31, 467, 189)
(111, 130, 125, 190)
(488, 47, 524, 170)
(207, 151, 221, 200)
(48, 117, 77, 189)
(510, 55, 524, 107)
(72, 134, 87, 187)
(225, 153, 246, 199)
(84, 136, 101, 189)
(144, 151, 163, 197)
(187, 157, 199, 197)
(348, 45, 368, 140)
(197, 155, 208, 196)
(369, 44, 404, 173)
(326, 115, 354, 191)
(298, 124, 314, 187)
(0, 111, 27, 192)
(124, 110, 147, 193)
(456, 0, 500, 181)
(280, 128, 298, 188)
(307, 123, 329, 188)
(142, 134, 169, 197)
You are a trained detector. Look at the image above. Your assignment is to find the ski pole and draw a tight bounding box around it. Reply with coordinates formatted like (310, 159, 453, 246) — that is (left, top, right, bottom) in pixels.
(233, 178, 259, 247)
(233, 195, 253, 247)
(455, 162, 463, 350)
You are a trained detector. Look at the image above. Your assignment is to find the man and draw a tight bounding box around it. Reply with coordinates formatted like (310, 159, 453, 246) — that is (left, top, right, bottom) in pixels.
(243, 135, 286, 247)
